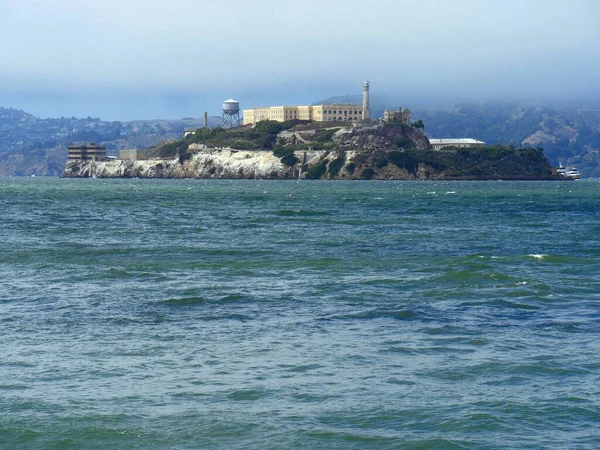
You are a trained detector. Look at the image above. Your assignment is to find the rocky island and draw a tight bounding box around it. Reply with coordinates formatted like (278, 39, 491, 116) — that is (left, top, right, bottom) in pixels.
(62, 120, 560, 180)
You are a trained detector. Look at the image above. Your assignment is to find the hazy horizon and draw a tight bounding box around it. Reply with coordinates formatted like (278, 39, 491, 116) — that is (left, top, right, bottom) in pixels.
(1, 0, 599, 121)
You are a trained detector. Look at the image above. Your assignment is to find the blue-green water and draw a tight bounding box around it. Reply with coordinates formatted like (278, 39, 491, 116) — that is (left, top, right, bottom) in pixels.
(1, 178, 600, 449)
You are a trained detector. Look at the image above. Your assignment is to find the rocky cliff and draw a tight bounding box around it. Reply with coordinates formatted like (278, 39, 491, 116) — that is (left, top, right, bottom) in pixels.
(62, 146, 559, 181)
(63, 149, 310, 179)
(62, 121, 561, 180)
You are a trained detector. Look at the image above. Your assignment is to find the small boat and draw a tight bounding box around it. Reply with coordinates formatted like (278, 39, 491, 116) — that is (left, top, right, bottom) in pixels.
(557, 163, 581, 179)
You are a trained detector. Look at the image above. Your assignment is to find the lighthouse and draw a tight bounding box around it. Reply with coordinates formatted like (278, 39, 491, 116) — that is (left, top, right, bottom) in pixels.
(362, 81, 370, 121)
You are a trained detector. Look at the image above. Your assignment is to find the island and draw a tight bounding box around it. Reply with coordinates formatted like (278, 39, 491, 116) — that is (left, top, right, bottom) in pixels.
(62, 119, 561, 180)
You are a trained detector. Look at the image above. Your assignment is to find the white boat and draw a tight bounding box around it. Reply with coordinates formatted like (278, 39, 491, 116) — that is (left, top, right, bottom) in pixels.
(557, 163, 581, 179)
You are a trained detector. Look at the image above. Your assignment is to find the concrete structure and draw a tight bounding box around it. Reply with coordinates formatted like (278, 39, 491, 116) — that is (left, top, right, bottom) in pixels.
(222, 99, 241, 128)
(383, 106, 412, 125)
(68, 143, 106, 161)
(242, 81, 370, 126)
(243, 104, 364, 125)
(429, 138, 486, 151)
(119, 149, 148, 160)
(362, 81, 370, 120)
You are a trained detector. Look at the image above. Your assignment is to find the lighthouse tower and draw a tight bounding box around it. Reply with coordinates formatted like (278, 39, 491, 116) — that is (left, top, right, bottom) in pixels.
(362, 81, 370, 121)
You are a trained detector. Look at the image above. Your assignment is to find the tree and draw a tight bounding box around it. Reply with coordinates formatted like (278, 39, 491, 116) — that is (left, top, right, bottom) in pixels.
(412, 119, 424, 130)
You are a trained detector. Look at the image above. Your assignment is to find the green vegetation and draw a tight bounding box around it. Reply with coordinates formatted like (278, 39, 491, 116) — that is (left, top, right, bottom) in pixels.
(273, 147, 298, 166)
(280, 153, 299, 167)
(157, 120, 315, 158)
(387, 151, 418, 173)
(315, 128, 337, 142)
(375, 145, 551, 178)
(305, 161, 327, 180)
(273, 147, 294, 158)
(297, 145, 553, 180)
(412, 119, 424, 129)
(361, 168, 375, 180)
(372, 151, 389, 168)
(158, 140, 188, 159)
(415, 103, 600, 175)
(4, 101, 600, 178)
(328, 153, 346, 177)
(229, 140, 256, 150)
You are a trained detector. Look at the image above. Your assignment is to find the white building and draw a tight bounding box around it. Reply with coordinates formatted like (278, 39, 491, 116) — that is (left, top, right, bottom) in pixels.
(429, 138, 485, 151)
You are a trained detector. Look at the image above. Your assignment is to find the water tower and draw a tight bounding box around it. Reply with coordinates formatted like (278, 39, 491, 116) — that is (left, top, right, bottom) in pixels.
(221, 99, 241, 127)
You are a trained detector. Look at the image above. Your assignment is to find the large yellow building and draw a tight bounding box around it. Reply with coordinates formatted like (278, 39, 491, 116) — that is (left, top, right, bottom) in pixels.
(243, 104, 365, 126)
(243, 81, 372, 125)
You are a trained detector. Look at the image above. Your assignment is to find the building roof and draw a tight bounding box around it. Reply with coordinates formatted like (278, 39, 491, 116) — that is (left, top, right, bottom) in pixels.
(429, 138, 485, 145)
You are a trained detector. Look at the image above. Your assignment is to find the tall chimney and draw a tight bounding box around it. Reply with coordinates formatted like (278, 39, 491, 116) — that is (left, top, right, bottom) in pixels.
(203, 111, 208, 128)
(362, 81, 370, 121)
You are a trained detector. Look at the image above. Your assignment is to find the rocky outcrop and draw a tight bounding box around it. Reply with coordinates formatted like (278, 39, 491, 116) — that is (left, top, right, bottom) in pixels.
(62, 146, 559, 181)
(63, 149, 333, 179)
(334, 123, 431, 151)
(62, 123, 560, 180)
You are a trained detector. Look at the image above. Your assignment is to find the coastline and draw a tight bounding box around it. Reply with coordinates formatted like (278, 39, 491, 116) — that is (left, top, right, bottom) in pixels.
(61, 148, 565, 181)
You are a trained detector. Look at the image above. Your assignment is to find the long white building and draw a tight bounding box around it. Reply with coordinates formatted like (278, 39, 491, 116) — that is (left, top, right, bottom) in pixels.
(243, 82, 370, 126)
(429, 138, 485, 151)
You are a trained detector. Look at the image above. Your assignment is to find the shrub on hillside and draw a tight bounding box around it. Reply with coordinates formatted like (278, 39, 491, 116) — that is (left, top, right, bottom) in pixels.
(328, 154, 346, 177)
(305, 161, 327, 179)
(280, 153, 298, 166)
(315, 128, 337, 142)
(273, 147, 294, 158)
(388, 151, 417, 173)
(230, 140, 257, 150)
(361, 168, 374, 179)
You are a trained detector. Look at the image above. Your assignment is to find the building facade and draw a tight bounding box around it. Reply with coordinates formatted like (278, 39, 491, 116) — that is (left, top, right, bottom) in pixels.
(243, 104, 365, 126)
(119, 149, 148, 160)
(429, 138, 485, 151)
(243, 81, 370, 126)
(383, 106, 412, 125)
(67, 143, 107, 161)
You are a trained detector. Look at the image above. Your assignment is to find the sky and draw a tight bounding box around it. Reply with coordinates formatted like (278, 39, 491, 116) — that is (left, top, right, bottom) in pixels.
(1, 0, 599, 120)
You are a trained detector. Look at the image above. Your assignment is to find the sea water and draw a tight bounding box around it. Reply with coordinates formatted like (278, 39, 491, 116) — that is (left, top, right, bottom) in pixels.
(1, 178, 599, 449)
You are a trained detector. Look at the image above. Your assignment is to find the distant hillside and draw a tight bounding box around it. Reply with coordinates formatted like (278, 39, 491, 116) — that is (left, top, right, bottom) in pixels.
(417, 104, 600, 177)
(4, 100, 600, 177)
(0, 107, 220, 176)
(318, 97, 600, 177)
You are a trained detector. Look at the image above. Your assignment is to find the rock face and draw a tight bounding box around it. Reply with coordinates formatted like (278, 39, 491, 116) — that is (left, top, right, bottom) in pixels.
(62, 123, 559, 180)
(334, 123, 431, 151)
(62, 147, 558, 181)
(62, 123, 433, 179)
(63, 149, 328, 179)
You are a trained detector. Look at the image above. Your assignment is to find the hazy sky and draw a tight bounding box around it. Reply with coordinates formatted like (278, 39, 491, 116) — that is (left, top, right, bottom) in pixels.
(1, 0, 599, 120)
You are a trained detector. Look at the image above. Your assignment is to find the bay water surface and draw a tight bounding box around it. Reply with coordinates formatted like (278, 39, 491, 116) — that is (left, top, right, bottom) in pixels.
(1, 178, 600, 449)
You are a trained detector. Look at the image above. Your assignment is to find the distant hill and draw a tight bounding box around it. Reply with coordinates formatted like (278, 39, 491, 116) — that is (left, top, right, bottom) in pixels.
(3, 99, 600, 177)
(0, 107, 220, 176)
(416, 103, 600, 177)
(317, 97, 600, 177)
